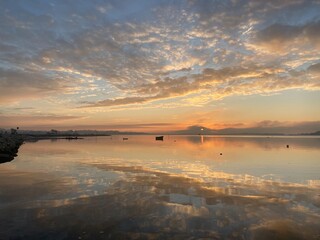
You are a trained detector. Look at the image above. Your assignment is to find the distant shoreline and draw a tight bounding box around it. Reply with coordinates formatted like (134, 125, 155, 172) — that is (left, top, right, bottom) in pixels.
(2, 129, 318, 137)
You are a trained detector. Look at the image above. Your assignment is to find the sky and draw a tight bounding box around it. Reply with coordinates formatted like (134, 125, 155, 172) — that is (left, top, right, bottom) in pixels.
(0, 0, 319, 133)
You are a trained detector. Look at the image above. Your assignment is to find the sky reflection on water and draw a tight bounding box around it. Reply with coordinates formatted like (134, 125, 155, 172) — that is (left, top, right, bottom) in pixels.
(0, 136, 319, 239)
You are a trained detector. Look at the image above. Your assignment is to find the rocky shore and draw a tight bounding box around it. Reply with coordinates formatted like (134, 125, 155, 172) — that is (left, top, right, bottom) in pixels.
(0, 134, 24, 163)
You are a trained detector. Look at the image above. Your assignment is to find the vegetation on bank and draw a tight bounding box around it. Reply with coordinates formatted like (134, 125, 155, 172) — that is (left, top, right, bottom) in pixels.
(0, 130, 24, 163)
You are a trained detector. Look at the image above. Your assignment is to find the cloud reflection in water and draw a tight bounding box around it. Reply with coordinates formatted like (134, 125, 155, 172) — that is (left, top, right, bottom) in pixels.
(1, 162, 319, 239)
(0, 136, 319, 239)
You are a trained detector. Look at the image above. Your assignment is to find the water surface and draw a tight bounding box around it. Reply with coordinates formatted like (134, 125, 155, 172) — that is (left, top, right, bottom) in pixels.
(0, 135, 319, 239)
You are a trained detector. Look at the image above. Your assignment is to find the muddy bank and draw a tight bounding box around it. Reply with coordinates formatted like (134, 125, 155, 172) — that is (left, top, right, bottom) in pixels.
(0, 134, 24, 163)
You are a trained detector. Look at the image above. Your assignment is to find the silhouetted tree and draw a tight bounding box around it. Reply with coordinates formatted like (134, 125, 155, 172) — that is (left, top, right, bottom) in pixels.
(50, 129, 58, 135)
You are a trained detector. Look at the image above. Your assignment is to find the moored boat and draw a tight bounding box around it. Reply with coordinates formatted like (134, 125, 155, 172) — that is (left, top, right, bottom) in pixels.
(155, 136, 164, 141)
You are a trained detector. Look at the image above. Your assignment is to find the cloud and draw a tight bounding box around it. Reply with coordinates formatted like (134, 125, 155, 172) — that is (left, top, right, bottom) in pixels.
(55, 123, 175, 131)
(1, 0, 319, 112)
(0, 69, 59, 103)
(0, 114, 84, 128)
(83, 96, 156, 108)
(253, 120, 320, 130)
(254, 120, 286, 128)
(247, 0, 305, 10)
(0, 67, 81, 104)
(307, 62, 320, 74)
(10, 107, 35, 111)
(252, 21, 320, 52)
(82, 63, 319, 107)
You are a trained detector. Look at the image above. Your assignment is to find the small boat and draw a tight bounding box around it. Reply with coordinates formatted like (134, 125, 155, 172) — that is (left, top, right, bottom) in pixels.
(123, 138, 128, 140)
(65, 136, 81, 140)
(155, 136, 164, 141)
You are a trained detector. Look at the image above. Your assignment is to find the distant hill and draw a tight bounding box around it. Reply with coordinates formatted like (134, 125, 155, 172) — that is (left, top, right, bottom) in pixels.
(302, 131, 320, 136)
(165, 125, 320, 136)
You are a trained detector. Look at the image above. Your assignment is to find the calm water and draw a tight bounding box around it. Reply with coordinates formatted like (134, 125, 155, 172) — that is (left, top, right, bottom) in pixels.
(0, 135, 319, 239)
